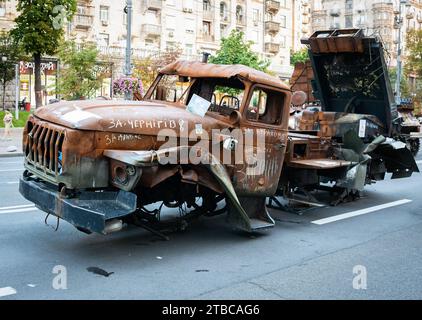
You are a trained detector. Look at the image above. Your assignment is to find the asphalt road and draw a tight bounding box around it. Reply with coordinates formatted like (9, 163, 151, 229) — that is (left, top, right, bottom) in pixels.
(0, 154, 422, 300)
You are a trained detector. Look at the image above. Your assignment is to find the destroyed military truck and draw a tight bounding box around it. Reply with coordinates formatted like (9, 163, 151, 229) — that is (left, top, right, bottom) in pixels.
(19, 41, 418, 236)
(290, 29, 422, 156)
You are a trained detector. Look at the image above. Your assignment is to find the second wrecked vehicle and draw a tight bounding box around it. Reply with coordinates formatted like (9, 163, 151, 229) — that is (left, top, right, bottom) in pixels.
(19, 30, 418, 236)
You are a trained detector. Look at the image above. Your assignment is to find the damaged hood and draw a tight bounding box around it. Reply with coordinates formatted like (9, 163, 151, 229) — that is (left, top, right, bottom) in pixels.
(34, 99, 230, 135)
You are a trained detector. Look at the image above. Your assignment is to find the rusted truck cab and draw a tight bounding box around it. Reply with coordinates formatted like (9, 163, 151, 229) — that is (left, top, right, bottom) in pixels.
(19, 61, 292, 235)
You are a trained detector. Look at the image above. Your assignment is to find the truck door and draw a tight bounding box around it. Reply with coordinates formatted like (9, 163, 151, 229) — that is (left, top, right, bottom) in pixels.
(233, 85, 290, 196)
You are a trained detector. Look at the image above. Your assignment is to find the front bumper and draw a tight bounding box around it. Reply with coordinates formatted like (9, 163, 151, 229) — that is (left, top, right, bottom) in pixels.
(19, 177, 137, 234)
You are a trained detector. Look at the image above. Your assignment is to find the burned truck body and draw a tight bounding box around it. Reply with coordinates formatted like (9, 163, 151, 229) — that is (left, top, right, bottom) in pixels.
(19, 36, 418, 236)
(282, 29, 419, 204)
(291, 29, 421, 153)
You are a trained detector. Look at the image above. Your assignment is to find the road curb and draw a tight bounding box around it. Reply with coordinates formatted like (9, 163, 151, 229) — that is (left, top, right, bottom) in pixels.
(0, 152, 24, 158)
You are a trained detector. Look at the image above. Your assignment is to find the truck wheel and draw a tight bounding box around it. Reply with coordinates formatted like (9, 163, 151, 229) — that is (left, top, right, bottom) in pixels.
(408, 138, 420, 157)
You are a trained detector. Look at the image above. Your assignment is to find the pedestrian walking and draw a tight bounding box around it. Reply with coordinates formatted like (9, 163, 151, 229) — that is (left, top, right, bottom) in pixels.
(2, 110, 14, 141)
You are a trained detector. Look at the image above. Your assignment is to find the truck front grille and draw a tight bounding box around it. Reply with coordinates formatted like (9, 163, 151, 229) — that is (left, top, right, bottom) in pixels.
(25, 121, 65, 177)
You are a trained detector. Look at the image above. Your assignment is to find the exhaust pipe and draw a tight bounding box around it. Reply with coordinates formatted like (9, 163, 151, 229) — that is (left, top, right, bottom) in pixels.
(104, 219, 124, 234)
(202, 52, 211, 63)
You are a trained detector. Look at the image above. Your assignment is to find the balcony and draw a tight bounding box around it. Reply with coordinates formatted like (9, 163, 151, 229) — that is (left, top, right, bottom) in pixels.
(201, 33, 215, 43)
(265, 21, 280, 34)
(266, 0, 280, 13)
(236, 15, 246, 26)
(73, 14, 93, 29)
(145, 0, 162, 10)
(203, 9, 214, 21)
(220, 14, 230, 24)
(142, 24, 162, 37)
(265, 42, 280, 54)
(329, 9, 340, 17)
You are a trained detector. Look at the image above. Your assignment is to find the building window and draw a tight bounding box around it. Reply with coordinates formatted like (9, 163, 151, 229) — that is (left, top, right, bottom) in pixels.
(100, 6, 109, 22)
(220, 23, 228, 37)
(280, 0, 287, 8)
(236, 5, 244, 24)
(345, 0, 353, 10)
(345, 15, 353, 28)
(203, 0, 211, 11)
(0, 2, 6, 17)
(251, 30, 259, 43)
(98, 33, 109, 46)
(185, 44, 193, 56)
(280, 15, 286, 28)
(186, 18, 195, 34)
(166, 41, 176, 50)
(253, 9, 259, 25)
(280, 35, 286, 48)
(203, 21, 211, 35)
(220, 2, 227, 18)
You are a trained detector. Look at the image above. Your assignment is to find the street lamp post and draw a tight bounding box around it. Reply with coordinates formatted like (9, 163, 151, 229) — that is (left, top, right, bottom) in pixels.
(2, 56, 7, 111)
(395, 0, 411, 105)
(125, 0, 133, 101)
(15, 63, 19, 120)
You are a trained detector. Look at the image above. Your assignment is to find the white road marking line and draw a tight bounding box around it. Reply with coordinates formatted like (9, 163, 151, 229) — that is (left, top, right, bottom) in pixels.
(311, 199, 413, 225)
(0, 204, 35, 210)
(0, 207, 38, 215)
(0, 287, 17, 298)
(416, 160, 422, 165)
(0, 169, 22, 172)
(5, 181, 19, 184)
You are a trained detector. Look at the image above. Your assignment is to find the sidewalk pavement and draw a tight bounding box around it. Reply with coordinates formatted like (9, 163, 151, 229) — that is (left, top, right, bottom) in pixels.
(0, 128, 24, 157)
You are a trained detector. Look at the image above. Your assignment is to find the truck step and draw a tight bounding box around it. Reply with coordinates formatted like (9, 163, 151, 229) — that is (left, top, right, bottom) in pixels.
(249, 218, 275, 230)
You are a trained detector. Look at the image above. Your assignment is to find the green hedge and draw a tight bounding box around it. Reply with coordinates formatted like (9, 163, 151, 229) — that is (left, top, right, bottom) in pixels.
(0, 111, 31, 128)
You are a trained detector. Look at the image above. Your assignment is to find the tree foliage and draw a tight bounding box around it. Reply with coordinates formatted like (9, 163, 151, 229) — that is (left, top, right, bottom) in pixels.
(57, 41, 102, 100)
(11, 0, 76, 57)
(133, 46, 183, 90)
(0, 32, 25, 109)
(405, 29, 422, 101)
(406, 29, 422, 77)
(209, 30, 270, 72)
(11, 0, 76, 106)
(290, 49, 309, 66)
(389, 66, 410, 98)
(0, 33, 24, 83)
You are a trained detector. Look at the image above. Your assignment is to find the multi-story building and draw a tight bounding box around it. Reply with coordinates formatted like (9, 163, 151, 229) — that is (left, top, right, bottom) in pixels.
(0, 0, 18, 32)
(310, 0, 422, 67)
(67, 0, 300, 79)
(0, 0, 312, 106)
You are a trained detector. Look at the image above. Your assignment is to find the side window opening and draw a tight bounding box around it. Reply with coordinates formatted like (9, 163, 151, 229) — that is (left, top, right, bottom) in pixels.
(187, 77, 245, 116)
(247, 87, 285, 125)
(150, 75, 192, 104)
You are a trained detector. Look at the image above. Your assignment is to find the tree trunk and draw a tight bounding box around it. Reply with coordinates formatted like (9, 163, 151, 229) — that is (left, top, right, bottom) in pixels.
(2, 82, 6, 111)
(34, 53, 42, 108)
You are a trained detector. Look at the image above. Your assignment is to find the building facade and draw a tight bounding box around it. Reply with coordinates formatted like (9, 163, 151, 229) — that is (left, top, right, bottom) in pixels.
(67, 0, 305, 79)
(0, 0, 311, 107)
(310, 0, 422, 66)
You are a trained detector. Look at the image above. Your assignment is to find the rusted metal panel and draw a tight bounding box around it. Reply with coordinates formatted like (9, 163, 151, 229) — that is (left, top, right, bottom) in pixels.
(290, 61, 316, 104)
(160, 60, 290, 90)
(306, 29, 364, 54)
(288, 159, 353, 169)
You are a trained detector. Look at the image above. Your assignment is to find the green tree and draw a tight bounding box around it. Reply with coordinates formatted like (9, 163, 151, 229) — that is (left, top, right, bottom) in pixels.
(405, 29, 422, 101)
(0, 32, 24, 110)
(11, 0, 76, 108)
(290, 49, 309, 66)
(57, 41, 102, 100)
(209, 30, 270, 72)
(133, 46, 183, 90)
(389, 67, 410, 98)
